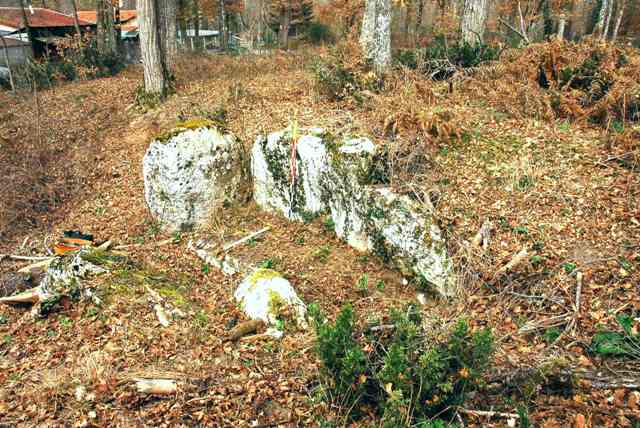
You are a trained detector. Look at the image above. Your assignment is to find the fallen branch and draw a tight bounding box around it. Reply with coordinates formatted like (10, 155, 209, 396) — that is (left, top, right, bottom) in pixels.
(472, 219, 492, 250)
(134, 378, 178, 395)
(222, 227, 270, 252)
(459, 408, 519, 420)
(18, 258, 55, 273)
(227, 319, 264, 342)
(493, 247, 529, 280)
(0, 288, 41, 304)
(0, 254, 53, 262)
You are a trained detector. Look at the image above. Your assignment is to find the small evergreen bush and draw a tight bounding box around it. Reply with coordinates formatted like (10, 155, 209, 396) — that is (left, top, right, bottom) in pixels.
(311, 303, 494, 425)
(307, 22, 334, 45)
(395, 36, 500, 80)
(311, 43, 383, 101)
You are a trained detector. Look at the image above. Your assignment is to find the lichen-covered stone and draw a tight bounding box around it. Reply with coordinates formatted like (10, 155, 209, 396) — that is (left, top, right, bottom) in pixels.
(143, 124, 247, 232)
(37, 249, 109, 315)
(250, 128, 456, 296)
(251, 129, 329, 221)
(324, 137, 377, 251)
(366, 188, 454, 296)
(234, 268, 307, 330)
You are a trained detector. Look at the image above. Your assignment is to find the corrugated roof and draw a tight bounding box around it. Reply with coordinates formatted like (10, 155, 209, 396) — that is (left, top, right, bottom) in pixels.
(0, 7, 92, 29)
(0, 36, 30, 47)
(77, 10, 136, 24)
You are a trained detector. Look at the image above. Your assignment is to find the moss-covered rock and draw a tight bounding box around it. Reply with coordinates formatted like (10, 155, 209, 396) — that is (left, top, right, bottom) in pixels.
(143, 124, 249, 232)
(234, 268, 307, 331)
(250, 128, 456, 296)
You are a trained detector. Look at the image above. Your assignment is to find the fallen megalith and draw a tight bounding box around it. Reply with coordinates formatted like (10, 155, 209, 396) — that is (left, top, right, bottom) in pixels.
(143, 119, 248, 232)
(251, 127, 455, 296)
(0, 249, 109, 316)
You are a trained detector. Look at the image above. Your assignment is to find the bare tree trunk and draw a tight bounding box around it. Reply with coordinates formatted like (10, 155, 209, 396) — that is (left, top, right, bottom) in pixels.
(461, 0, 489, 45)
(594, 0, 608, 38)
(97, 0, 118, 55)
(158, 0, 177, 64)
(69, 0, 82, 38)
(279, 2, 291, 50)
(18, 0, 35, 57)
(360, 0, 391, 74)
(138, 0, 170, 96)
(177, 0, 188, 48)
(602, 0, 614, 39)
(557, 14, 566, 39)
(611, 0, 626, 41)
(415, 0, 423, 43)
(218, 0, 228, 50)
(193, 0, 201, 50)
(1, 36, 15, 93)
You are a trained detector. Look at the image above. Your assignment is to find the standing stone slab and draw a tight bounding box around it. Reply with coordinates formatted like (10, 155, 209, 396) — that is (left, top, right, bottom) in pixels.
(251, 128, 329, 221)
(143, 121, 247, 232)
(323, 137, 377, 252)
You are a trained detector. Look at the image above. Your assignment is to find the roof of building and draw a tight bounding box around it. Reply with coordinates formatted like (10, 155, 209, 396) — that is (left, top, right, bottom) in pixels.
(0, 35, 30, 47)
(77, 10, 136, 24)
(0, 7, 92, 29)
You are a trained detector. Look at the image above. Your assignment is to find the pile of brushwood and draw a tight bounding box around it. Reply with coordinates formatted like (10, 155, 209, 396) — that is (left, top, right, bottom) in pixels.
(462, 39, 640, 127)
(310, 304, 494, 426)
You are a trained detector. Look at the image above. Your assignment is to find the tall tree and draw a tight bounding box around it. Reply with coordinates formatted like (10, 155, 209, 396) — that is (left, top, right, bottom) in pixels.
(360, 0, 392, 74)
(218, 0, 228, 50)
(461, 0, 489, 45)
(611, 0, 626, 41)
(158, 0, 178, 64)
(96, 0, 118, 55)
(138, 0, 171, 96)
(69, 0, 82, 38)
(602, 0, 614, 39)
(593, 0, 608, 38)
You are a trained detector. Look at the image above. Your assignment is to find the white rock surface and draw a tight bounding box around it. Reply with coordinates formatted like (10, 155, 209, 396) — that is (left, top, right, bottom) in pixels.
(143, 124, 247, 232)
(252, 129, 329, 221)
(234, 268, 307, 329)
(251, 128, 456, 296)
(366, 188, 454, 296)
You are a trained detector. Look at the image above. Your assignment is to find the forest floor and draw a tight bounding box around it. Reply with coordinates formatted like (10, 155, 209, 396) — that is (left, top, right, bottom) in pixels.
(0, 42, 639, 427)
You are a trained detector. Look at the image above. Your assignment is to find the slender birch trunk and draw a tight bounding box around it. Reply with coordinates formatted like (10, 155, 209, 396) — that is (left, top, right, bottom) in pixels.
(611, 0, 626, 41)
(594, 0, 608, 38)
(602, 0, 614, 40)
(69, 0, 82, 38)
(557, 14, 566, 39)
(218, 0, 228, 50)
(360, 0, 391, 74)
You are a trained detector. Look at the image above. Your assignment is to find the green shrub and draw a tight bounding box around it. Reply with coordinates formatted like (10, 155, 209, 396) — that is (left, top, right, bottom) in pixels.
(311, 44, 383, 101)
(395, 36, 500, 80)
(307, 22, 334, 45)
(311, 304, 494, 424)
(310, 304, 368, 414)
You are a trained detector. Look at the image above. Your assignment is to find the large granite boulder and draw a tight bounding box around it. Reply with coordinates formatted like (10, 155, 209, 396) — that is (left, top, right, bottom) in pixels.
(251, 128, 455, 296)
(143, 120, 247, 232)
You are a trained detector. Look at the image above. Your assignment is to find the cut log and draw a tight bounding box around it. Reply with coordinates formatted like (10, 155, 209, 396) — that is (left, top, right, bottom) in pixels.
(493, 247, 528, 280)
(154, 304, 171, 327)
(134, 378, 177, 395)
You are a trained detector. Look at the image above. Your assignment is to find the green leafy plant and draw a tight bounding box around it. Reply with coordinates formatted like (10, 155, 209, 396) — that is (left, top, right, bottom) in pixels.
(311, 304, 494, 424)
(356, 273, 369, 295)
(562, 262, 577, 274)
(313, 245, 331, 263)
(310, 304, 367, 415)
(323, 217, 336, 233)
(591, 314, 639, 358)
